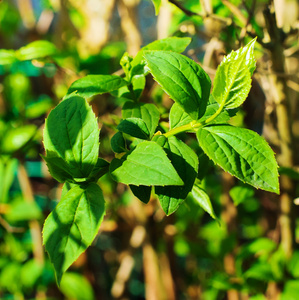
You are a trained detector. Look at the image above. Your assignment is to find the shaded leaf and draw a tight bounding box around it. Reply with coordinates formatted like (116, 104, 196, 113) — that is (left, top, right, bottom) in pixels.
(155, 137, 198, 215)
(117, 118, 150, 139)
(122, 101, 160, 137)
(111, 132, 127, 153)
(130, 185, 151, 204)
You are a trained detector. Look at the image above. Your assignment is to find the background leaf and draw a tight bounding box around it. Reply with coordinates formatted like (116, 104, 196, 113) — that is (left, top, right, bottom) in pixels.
(151, 0, 162, 15)
(15, 40, 57, 61)
(67, 75, 128, 98)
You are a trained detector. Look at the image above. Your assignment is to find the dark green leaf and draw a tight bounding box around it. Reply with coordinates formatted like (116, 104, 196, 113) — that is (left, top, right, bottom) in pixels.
(43, 183, 105, 284)
(129, 185, 151, 204)
(197, 125, 279, 193)
(41, 154, 74, 183)
(43, 95, 99, 180)
(87, 158, 110, 182)
(117, 118, 150, 139)
(122, 101, 160, 137)
(212, 38, 256, 109)
(144, 51, 211, 120)
(67, 75, 128, 98)
(155, 137, 198, 215)
(110, 141, 183, 186)
(112, 75, 145, 101)
(111, 132, 127, 153)
(16, 40, 57, 61)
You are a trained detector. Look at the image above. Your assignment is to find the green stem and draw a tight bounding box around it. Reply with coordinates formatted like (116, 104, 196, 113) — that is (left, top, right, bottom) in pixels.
(203, 101, 226, 124)
(163, 101, 226, 138)
(164, 122, 196, 138)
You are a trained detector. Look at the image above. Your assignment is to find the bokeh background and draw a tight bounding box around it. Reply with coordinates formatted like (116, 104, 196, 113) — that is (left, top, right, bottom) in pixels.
(0, 0, 299, 299)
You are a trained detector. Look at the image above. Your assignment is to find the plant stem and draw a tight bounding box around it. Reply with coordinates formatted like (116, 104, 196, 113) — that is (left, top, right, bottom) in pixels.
(204, 100, 226, 124)
(263, 6, 295, 258)
(163, 122, 197, 138)
(163, 101, 225, 138)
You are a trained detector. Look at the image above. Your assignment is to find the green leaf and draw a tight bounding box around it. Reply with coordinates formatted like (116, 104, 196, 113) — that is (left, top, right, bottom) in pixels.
(281, 280, 299, 300)
(41, 154, 74, 183)
(197, 125, 279, 193)
(191, 184, 218, 220)
(15, 40, 57, 61)
(122, 101, 160, 137)
(0, 49, 16, 65)
(131, 37, 191, 78)
(43, 183, 105, 284)
(1, 125, 37, 154)
(87, 158, 110, 182)
(111, 132, 127, 153)
(60, 272, 95, 300)
(129, 185, 151, 204)
(229, 184, 255, 206)
(151, 0, 162, 15)
(43, 95, 99, 180)
(0, 158, 18, 203)
(110, 141, 183, 186)
(67, 75, 128, 99)
(6, 201, 42, 222)
(144, 51, 211, 120)
(117, 118, 150, 139)
(212, 38, 256, 109)
(155, 137, 198, 215)
(244, 262, 274, 281)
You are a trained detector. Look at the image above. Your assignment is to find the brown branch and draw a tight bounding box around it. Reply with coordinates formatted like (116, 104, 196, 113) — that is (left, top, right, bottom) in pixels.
(18, 163, 45, 265)
(168, 0, 232, 25)
(263, 5, 295, 259)
(0, 216, 26, 233)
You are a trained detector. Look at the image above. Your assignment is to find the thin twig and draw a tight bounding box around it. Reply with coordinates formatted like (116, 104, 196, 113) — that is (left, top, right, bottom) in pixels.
(168, 0, 232, 25)
(0, 216, 26, 233)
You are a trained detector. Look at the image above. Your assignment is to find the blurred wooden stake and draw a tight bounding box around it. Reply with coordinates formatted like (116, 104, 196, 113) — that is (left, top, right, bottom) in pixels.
(17, 0, 36, 29)
(118, 0, 142, 56)
(18, 164, 44, 265)
(36, 10, 54, 35)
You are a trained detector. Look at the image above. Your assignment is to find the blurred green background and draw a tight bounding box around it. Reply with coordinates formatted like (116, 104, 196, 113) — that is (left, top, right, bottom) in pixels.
(0, 0, 299, 299)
